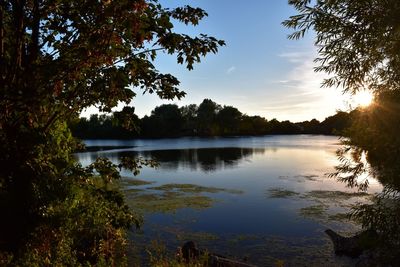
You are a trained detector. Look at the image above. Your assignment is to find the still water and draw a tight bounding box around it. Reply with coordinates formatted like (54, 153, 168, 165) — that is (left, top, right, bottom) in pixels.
(76, 135, 381, 266)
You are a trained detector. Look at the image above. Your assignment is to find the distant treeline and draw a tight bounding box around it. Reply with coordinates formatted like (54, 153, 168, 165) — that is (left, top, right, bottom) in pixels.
(70, 99, 355, 139)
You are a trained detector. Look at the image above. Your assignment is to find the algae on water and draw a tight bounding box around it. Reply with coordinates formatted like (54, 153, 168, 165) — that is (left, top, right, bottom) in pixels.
(267, 188, 300, 198)
(123, 182, 243, 213)
(303, 190, 370, 201)
(121, 178, 155, 186)
(328, 212, 352, 222)
(176, 231, 220, 242)
(299, 204, 328, 219)
(149, 183, 243, 194)
(125, 191, 214, 213)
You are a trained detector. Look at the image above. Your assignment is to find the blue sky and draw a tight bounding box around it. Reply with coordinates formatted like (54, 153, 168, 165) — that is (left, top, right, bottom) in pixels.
(85, 0, 352, 122)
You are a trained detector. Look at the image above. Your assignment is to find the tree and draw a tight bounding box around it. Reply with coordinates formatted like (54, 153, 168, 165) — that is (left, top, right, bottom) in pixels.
(239, 115, 268, 135)
(217, 106, 242, 135)
(0, 0, 224, 264)
(285, 0, 400, 263)
(319, 111, 352, 135)
(70, 111, 139, 139)
(141, 104, 183, 137)
(297, 119, 320, 134)
(196, 99, 221, 135)
(284, 0, 400, 94)
(180, 104, 198, 135)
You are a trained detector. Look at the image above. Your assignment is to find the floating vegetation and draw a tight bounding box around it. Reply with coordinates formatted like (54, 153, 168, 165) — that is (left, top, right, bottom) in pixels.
(278, 175, 289, 179)
(122, 182, 244, 214)
(227, 234, 261, 245)
(122, 178, 155, 186)
(294, 174, 320, 181)
(176, 231, 220, 242)
(149, 183, 243, 195)
(297, 191, 367, 223)
(303, 190, 370, 201)
(234, 234, 260, 241)
(267, 188, 300, 198)
(328, 212, 352, 222)
(123, 188, 144, 194)
(126, 191, 214, 213)
(299, 204, 328, 219)
(278, 174, 321, 183)
(299, 190, 372, 222)
(233, 235, 356, 267)
(265, 188, 371, 225)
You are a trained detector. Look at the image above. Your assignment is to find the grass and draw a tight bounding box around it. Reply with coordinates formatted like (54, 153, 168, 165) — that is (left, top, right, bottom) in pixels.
(146, 240, 210, 267)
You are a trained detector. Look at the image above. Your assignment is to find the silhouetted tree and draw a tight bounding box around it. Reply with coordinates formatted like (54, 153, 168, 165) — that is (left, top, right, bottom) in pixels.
(196, 99, 221, 135)
(297, 119, 320, 134)
(141, 104, 183, 137)
(180, 104, 198, 135)
(0, 0, 224, 264)
(239, 115, 268, 135)
(70, 113, 138, 139)
(217, 106, 242, 135)
(319, 111, 352, 135)
(285, 0, 400, 263)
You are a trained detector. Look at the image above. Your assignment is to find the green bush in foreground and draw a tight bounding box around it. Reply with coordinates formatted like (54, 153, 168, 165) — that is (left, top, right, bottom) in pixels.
(0, 0, 223, 265)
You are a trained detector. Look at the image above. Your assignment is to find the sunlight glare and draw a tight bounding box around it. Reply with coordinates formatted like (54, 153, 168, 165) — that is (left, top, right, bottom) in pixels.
(353, 90, 374, 107)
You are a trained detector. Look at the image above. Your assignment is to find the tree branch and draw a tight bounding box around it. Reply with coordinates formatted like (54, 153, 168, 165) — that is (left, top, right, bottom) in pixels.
(10, 0, 26, 84)
(0, 0, 5, 85)
(28, 0, 40, 64)
(133, 47, 165, 57)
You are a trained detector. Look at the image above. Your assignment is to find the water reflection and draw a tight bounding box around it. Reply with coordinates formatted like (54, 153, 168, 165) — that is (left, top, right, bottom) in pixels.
(75, 135, 383, 266)
(76, 147, 266, 173)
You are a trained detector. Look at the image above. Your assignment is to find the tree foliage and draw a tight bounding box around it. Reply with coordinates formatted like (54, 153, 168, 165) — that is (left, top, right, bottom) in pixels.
(284, 0, 400, 94)
(0, 0, 224, 265)
(285, 0, 400, 263)
(217, 106, 242, 135)
(72, 99, 353, 138)
(196, 99, 221, 136)
(141, 104, 183, 137)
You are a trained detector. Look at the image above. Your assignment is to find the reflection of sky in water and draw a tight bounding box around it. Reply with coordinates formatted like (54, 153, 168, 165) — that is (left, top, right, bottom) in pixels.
(83, 134, 340, 151)
(75, 135, 382, 265)
(76, 135, 381, 194)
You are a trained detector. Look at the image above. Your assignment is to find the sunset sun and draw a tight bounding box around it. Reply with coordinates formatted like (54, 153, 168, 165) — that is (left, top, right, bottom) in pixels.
(353, 90, 374, 107)
(4, 0, 400, 266)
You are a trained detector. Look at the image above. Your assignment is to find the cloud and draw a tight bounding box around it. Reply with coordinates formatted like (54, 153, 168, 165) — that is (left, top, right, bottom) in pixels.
(257, 48, 351, 121)
(226, 66, 236, 74)
(278, 51, 312, 63)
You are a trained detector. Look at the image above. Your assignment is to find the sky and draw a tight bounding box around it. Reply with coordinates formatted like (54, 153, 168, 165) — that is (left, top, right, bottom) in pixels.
(84, 0, 355, 122)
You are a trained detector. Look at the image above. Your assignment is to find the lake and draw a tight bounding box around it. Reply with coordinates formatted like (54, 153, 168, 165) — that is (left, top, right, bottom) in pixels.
(76, 135, 382, 266)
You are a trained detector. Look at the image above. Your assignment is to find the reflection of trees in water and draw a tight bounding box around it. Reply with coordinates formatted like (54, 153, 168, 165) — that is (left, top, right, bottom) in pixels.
(95, 147, 265, 173)
(333, 146, 400, 264)
(284, 1, 400, 263)
(138, 147, 265, 172)
(328, 107, 400, 263)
